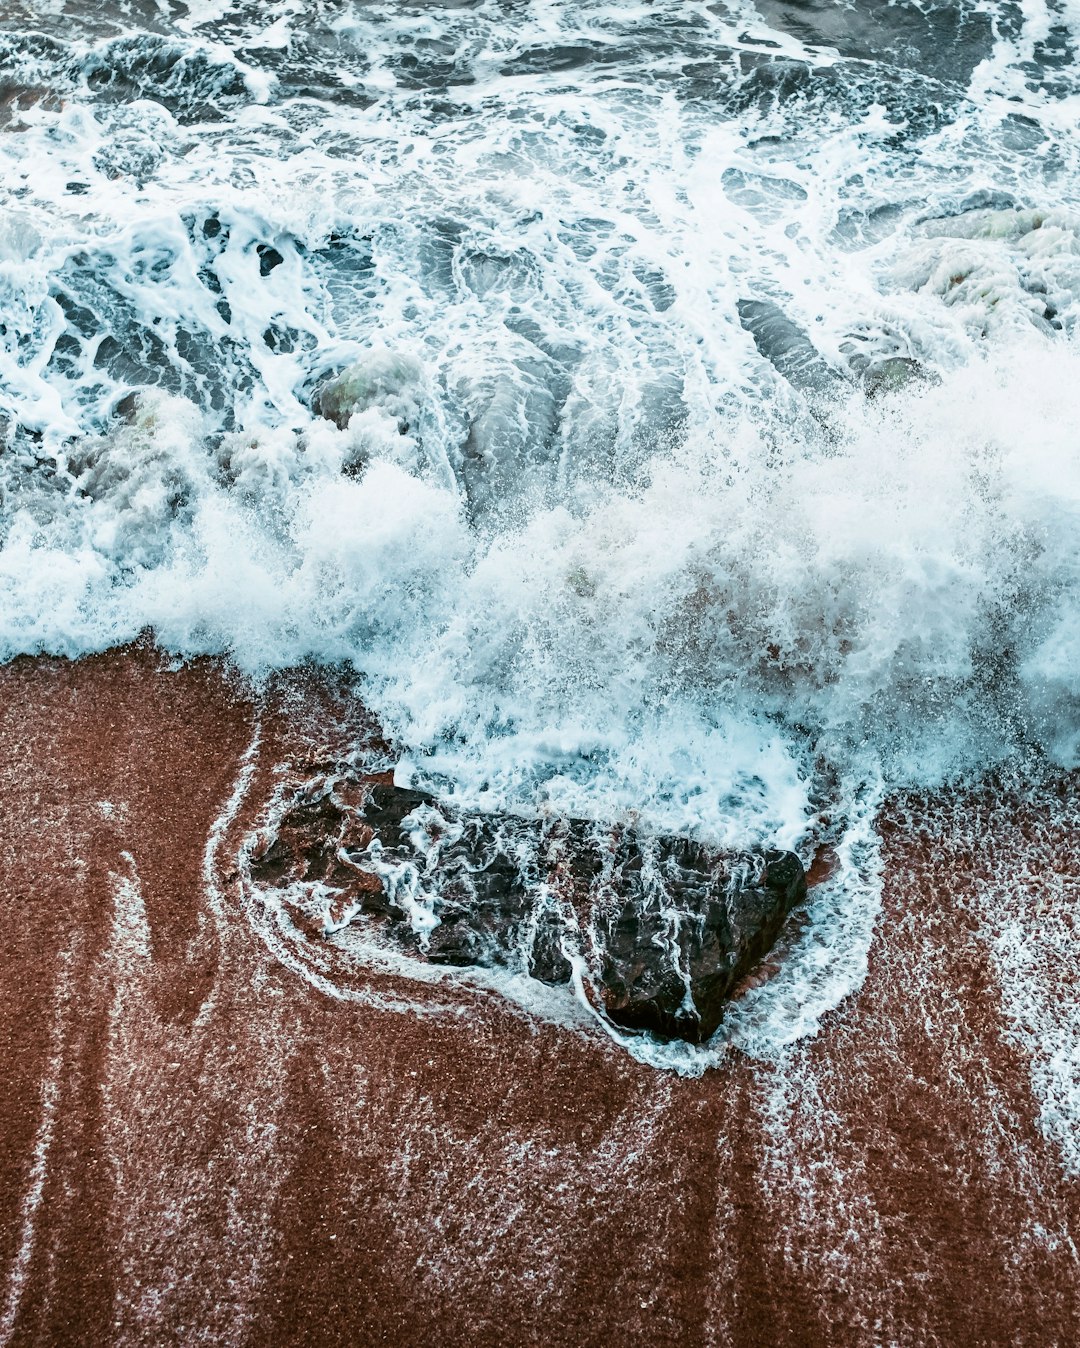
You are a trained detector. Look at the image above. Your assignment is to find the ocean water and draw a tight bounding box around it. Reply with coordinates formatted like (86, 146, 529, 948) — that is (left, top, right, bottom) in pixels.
(2, 1, 1079, 1071)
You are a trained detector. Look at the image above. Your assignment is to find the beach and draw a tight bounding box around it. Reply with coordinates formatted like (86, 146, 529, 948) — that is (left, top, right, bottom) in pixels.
(1, 646, 1076, 1347)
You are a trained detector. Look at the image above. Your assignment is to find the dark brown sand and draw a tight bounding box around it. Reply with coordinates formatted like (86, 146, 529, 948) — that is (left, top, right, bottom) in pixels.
(1, 647, 1077, 1347)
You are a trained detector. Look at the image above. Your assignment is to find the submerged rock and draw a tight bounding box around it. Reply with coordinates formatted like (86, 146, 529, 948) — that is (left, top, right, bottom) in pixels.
(737, 298, 847, 396)
(312, 349, 425, 431)
(861, 355, 935, 398)
(250, 773, 806, 1044)
(452, 352, 563, 520)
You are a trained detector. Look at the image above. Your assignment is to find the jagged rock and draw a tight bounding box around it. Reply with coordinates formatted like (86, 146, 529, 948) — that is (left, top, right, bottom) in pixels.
(249, 775, 806, 1044)
(590, 840, 805, 1041)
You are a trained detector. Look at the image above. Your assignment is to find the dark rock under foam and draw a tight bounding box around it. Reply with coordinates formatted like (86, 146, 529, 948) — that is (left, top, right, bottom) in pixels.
(250, 772, 806, 1044)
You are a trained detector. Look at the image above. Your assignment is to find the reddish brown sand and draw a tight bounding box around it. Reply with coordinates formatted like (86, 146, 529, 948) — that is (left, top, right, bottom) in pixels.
(1, 647, 1078, 1347)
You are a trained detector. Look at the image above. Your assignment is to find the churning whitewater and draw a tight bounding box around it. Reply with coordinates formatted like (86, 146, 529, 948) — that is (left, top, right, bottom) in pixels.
(1, 0, 1080, 1070)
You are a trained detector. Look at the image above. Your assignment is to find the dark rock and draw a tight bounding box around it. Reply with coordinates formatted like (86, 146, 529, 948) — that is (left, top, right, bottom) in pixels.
(257, 243, 285, 276)
(592, 840, 805, 1042)
(0, 82, 62, 131)
(249, 774, 806, 1044)
(111, 390, 141, 422)
(528, 901, 575, 985)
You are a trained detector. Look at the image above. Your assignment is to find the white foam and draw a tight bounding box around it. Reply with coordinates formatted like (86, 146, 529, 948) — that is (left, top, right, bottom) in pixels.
(961, 789, 1080, 1175)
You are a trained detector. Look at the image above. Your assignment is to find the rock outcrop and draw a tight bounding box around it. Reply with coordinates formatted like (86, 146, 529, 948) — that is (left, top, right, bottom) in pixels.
(250, 770, 806, 1043)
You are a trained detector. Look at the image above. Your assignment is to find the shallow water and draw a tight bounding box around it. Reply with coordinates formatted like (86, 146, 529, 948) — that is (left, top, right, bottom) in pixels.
(1, 0, 1079, 1069)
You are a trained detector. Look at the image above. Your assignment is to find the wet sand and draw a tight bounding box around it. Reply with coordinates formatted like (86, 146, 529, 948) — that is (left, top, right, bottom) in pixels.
(0, 647, 1077, 1346)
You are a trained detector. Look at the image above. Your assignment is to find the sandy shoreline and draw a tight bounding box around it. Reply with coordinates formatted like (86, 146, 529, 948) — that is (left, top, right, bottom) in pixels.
(0, 646, 1077, 1346)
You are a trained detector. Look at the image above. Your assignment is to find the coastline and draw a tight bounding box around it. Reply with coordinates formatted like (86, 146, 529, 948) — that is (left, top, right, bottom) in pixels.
(1, 646, 1077, 1346)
